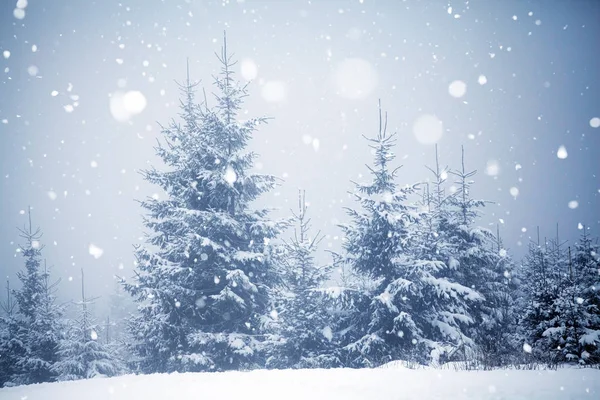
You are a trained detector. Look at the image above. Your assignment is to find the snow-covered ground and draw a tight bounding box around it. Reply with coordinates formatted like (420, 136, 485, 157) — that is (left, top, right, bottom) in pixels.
(1, 367, 599, 400)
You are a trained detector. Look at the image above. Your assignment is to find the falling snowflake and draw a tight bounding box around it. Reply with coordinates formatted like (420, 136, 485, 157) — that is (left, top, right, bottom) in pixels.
(89, 244, 104, 259)
(556, 145, 568, 159)
(322, 326, 333, 341)
(333, 58, 378, 99)
(448, 80, 467, 98)
(240, 59, 258, 80)
(413, 114, 443, 145)
(224, 167, 237, 184)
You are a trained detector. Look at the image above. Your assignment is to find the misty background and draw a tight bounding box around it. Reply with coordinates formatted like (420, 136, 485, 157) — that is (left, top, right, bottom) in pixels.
(1, 0, 599, 315)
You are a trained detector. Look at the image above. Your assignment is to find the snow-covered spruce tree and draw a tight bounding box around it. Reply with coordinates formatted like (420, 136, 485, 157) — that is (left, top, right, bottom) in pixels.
(572, 228, 600, 364)
(0, 280, 25, 387)
(519, 232, 565, 366)
(125, 37, 287, 373)
(542, 229, 600, 366)
(404, 146, 482, 366)
(337, 104, 482, 367)
(267, 190, 339, 369)
(54, 270, 124, 381)
(10, 209, 63, 385)
(446, 147, 519, 368)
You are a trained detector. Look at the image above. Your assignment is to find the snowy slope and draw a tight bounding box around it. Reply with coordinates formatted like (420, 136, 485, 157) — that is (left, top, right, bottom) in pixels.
(1, 367, 598, 400)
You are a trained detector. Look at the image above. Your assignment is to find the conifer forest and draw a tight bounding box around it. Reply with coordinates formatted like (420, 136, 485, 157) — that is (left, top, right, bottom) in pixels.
(1, 1, 599, 399)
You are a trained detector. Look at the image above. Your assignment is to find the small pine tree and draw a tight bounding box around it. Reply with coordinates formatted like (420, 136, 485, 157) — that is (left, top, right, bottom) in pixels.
(125, 36, 287, 373)
(520, 230, 565, 366)
(10, 209, 63, 385)
(0, 280, 25, 387)
(268, 190, 338, 369)
(54, 270, 124, 381)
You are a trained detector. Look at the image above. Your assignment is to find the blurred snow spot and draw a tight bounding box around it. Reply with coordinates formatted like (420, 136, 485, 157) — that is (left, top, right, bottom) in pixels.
(509, 187, 519, 198)
(485, 160, 500, 176)
(413, 114, 443, 145)
(322, 326, 333, 341)
(477, 75, 487, 85)
(333, 58, 378, 99)
(568, 200, 578, 209)
(110, 91, 146, 122)
(302, 134, 312, 145)
(123, 91, 147, 113)
(499, 249, 507, 258)
(240, 59, 258, 80)
(13, 8, 25, 20)
(90, 330, 98, 340)
(556, 145, 568, 159)
(47, 191, 57, 200)
(63, 105, 74, 113)
(576, 297, 584, 304)
(312, 138, 320, 152)
(448, 80, 467, 98)
(515, 164, 522, 170)
(51, 90, 58, 97)
(270, 309, 278, 320)
(521, 227, 527, 233)
(3, 50, 10, 59)
(224, 167, 237, 184)
(90, 160, 98, 168)
(89, 244, 104, 259)
(31, 240, 40, 249)
(195, 297, 206, 308)
(346, 27, 362, 41)
(590, 117, 600, 128)
(31, 44, 37, 52)
(523, 343, 532, 353)
(261, 81, 286, 102)
(16, 0, 28, 9)
(27, 65, 38, 76)
(578, 223, 583, 230)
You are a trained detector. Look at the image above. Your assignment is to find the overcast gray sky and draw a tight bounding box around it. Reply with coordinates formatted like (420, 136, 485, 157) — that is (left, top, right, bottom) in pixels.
(1, 0, 599, 312)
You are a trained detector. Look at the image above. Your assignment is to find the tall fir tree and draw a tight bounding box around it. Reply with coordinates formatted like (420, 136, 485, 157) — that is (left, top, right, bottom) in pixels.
(404, 145, 482, 365)
(445, 147, 519, 367)
(267, 190, 338, 369)
(9, 209, 63, 385)
(337, 104, 482, 367)
(125, 35, 287, 373)
(54, 270, 124, 381)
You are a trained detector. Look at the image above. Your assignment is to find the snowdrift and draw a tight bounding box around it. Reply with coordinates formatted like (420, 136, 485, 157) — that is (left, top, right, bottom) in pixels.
(1, 367, 599, 400)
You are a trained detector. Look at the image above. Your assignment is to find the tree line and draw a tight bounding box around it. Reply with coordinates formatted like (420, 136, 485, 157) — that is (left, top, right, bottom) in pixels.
(1, 37, 598, 387)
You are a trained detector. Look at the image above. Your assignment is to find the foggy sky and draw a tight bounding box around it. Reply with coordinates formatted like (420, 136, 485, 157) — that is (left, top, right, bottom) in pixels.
(1, 0, 599, 312)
